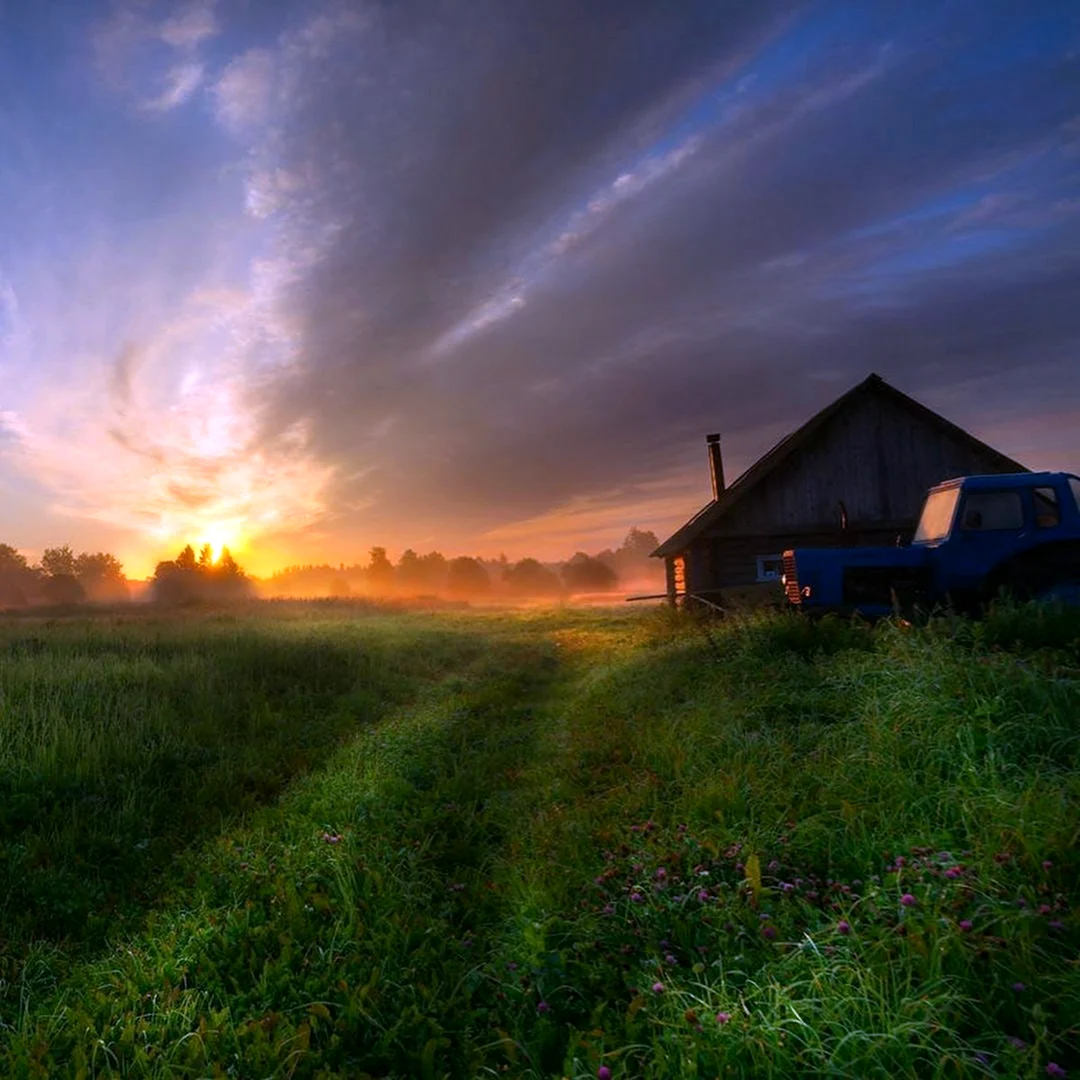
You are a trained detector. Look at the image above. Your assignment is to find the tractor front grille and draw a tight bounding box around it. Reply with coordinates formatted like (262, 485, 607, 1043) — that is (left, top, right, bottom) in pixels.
(782, 551, 801, 605)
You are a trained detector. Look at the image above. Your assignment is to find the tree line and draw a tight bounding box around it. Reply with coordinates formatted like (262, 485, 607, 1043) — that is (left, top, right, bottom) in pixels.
(0, 526, 663, 609)
(265, 527, 663, 600)
(0, 544, 128, 607)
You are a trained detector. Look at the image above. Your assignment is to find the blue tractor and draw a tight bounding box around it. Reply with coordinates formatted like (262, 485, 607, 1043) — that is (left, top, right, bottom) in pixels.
(781, 472, 1080, 618)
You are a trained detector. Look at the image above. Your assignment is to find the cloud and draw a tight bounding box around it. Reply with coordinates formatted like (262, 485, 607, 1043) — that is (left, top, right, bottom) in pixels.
(159, 2, 218, 51)
(143, 61, 205, 111)
(91, 1, 219, 112)
(213, 49, 276, 133)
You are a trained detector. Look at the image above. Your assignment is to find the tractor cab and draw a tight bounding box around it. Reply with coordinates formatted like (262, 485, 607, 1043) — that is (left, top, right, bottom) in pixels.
(782, 472, 1080, 617)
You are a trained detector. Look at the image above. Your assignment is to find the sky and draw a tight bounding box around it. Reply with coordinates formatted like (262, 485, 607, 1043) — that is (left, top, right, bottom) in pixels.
(1, 0, 1079, 578)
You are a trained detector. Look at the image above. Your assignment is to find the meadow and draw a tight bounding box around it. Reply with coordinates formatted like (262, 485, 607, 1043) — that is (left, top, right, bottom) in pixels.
(0, 600, 1077, 1079)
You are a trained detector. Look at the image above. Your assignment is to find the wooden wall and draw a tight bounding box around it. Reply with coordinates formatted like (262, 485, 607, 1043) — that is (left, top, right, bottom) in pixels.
(707, 391, 1019, 538)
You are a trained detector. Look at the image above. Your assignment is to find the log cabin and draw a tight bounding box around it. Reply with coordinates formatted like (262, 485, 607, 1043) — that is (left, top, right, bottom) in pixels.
(653, 373, 1028, 605)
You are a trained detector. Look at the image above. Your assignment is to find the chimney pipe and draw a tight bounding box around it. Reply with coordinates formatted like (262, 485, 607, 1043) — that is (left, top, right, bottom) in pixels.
(706, 433, 724, 499)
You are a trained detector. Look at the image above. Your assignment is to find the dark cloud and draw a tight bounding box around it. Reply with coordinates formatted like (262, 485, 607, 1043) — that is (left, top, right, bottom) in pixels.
(251, 0, 1080, 546)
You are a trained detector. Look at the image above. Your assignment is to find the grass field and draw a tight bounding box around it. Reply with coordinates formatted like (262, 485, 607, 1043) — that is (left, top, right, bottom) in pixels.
(0, 601, 1077, 1078)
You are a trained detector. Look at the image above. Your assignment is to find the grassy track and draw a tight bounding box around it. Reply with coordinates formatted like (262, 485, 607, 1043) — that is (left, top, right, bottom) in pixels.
(0, 603, 1077, 1077)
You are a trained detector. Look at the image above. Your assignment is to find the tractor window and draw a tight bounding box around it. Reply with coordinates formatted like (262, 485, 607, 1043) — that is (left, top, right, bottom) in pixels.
(1034, 487, 1060, 528)
(959, 491, 1023, 531)
(1070, 478, 1080, 514)
(914, 487, 959, 543)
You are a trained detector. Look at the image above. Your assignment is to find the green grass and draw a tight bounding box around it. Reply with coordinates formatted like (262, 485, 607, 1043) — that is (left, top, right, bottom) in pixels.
(0, 601, 1077, 1078)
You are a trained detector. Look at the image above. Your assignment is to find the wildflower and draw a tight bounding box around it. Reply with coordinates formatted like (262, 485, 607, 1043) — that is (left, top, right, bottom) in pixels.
(781, 882, 795, 894)
(652, 981, 665, 994)
(507, 962, 518, 971)
(716, 1011, 731, 1025)
(837, 920, 851, 935)
(630, 892, 645, 904)
(895, 856, 906, 867)
(900, 893, 916, 907)
(1047, 1065, 1067, 1078)
(598, 1068, 612, 1080)
(677, 823, 688, 833)
(945, 867, 962, 879)
(1039, 904, 1052, 915)
(1012, 982, 1025, 993)
(665, 953, 677, 965)
(659, 939, 670, 948)
(1042, 860, 1053, 872)
(1049, 920, 1065, 931)
(1008, 1037, 1027, 1050)
(655, 867, 667, 881)
(762, 925, 777, 940)
(537, 1001, 550, 1014)
(959, 919, 973, 932)
(1017, 898, 1027, 908)
(974, 1052, 991, 1066)
(602, 903, 615, 916)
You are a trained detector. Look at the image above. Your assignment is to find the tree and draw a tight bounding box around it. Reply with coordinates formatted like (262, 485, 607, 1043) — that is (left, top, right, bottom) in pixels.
(198, 544, 214, 568)
(446, 556, 490, 597)
(503, 557, 561, 596)
(0, 543, 33, 607)
(151, 545, 251, 604)
(41, 573, 86, 605)
(619, 527, 660, 561)
(42, 545, 77, 578)
(561, 552, 619, 593)
(75, 552, 128, 601)
(0, 543, 28, 573)
(367, 546, 395, 593)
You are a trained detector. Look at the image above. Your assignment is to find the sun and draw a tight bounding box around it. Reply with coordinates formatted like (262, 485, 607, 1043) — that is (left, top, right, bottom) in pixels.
(193, 521, 247, 564)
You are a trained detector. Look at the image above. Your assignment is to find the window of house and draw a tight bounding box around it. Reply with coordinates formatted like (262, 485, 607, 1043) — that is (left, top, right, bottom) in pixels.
(959, 490, 1023, 531)
(756, 554, 783, 582)
(1034, 486, 1060, 528)
(673, 556, 686, 594)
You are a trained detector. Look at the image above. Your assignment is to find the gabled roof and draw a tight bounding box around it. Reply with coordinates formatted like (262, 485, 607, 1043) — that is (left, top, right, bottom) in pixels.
(653, 373, 1028, 558)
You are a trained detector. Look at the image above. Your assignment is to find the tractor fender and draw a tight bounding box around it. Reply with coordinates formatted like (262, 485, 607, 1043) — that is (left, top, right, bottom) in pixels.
(982, 539, 1080, 604)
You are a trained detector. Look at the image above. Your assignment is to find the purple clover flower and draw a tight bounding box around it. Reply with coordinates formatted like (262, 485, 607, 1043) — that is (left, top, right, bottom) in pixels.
(652, 981, 664, 994)
(837, 920, 851, 935)
(945, 867, 962, 879)
(698, 889, 710, 902)
(537, 1001, 550, 1014)
(598, 1067, 612, 1080)
(762, 925, 777, 940)
(959, 920, 973, 932)
(1012, 982, 1025, 993)
(1008, 1036, 1027, 1050)
(716, 1011, 731, 1025)
(1042, 860, 1053, 871)
(1047, 1065, 1067, 1079)
(900, 893, 916, 907)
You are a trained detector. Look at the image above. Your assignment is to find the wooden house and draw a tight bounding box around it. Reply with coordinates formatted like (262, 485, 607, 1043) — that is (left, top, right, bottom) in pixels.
(653, 373, 1028, 604)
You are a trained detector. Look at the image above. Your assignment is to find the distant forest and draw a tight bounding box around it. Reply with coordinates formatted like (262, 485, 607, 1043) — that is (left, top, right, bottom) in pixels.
(0, 528, 663, 608)
(264, 527, 663, 601)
